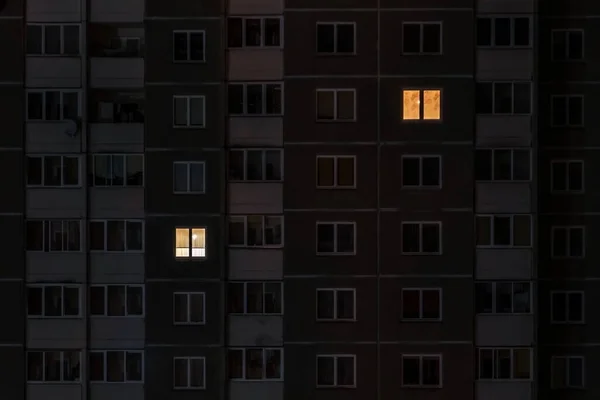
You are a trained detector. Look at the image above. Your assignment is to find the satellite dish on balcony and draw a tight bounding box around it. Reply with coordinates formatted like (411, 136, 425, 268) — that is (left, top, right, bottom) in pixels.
(63, 119, 80, 138)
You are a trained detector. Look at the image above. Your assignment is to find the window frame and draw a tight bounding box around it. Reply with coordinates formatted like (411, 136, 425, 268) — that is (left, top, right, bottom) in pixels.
(228, 215, 285, 248)
(550, 160, 584, 193)
(89, 284, 145, 317)
(475, 214, 533, 248)
(551, 29, 585, 61)
(173, 161, 206, 194)
(315, 88, 357, 122)
(401, 88, 443, 122)
(476, 281, 532, 315)
(550, 355, 585, 389)
(173, 356, 207, 390)
(400, 288, 443, 321)
(88, 219, 145, 253)
(551, 226, 585, 259)
(315, 21, 357, 55)
(550, 290, 585, 324)
(26, 23, 82, 56)
(228, 282, 284, 315)
(315, 288, 357, 322)
(315, 354, 357, 388)
(227, 16, 284, 48)
(550, 95, 584, 127)
(228, 149, 284, 182)
(315, 221, 357, 256)
(477, 347, 533, 381)
(400, 221, 443, 255)
(228, 82, 284, 116)
(475, 148, 532, 182)
(89, 350, 145, 383)
(173, 291, 206, 325)
(172, 95, 206, 128)
(26, 350, 82, 383)
(91, 154, 144, 187)
(476, 81, 532, 115)
(27, 284, 82, 318)
(174, 227, 207, 259)
(26, 155, 82, 188)
(476, 16, 532, 48)
(401, 22, 443, 55)
(315, 155, 357, 189)
(26, 89, 82, 121)
(172, 30, 206, 63)
(228, 348, 284, 381)
(401, 354, 443, 388)
(26, 219, 82, 252)
(401, 155, 442, 188)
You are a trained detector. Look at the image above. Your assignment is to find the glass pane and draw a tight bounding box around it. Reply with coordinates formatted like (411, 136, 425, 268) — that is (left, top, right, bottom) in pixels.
(568, 162, 583, 191)
(496, 349, 511, 379)
(265, 150, 282, 181)
(513, 349, 531, 379)
(175, 228, 190, 257)
(493, 83, 513, 114)
(27, 352, 44, 381)
(317, 290, 334, 319)
(190, 32, 205, 61)
(337, 157, 355, 187)
(402, 223, 420, 253)
(44, 351, 61, 381)
(264, 18, 281, 46)
(337, 24, 355, 53)
(316, 24, 335, 53)
(90, 286, 105, 315)
(229, 151, 245, 180)
(422, 290, 440, 319)
(336, 90, 355, 120)
(264, 283, 282, 314)
(568, 96, 583, 126)
(316, 90, 335, 120)
(423, 24, 441, 53)
(422, 157, 440, 186)
(173, 97, 188, 126)
(264, 216, 282, 245)
(492, 216, 511, 246)
(49, 221, 63, 251)
(111, 155, 125, 186)
(513, 282, 531, 313)
(403, 24, 420, 53)
(337, 357, 355, 386)
(228, 84, 244, 114)
(513, 150, 530, 181)
(422, 224, 440, 253)
(173, 294, 188, 323)
(245, 19, 261, 46)
(90, 352, 104, 381)
(191, 228, 206, 257)
(126, 221, 143, 251)
(568, 31, 583, 60)
(495, 283, 513, 313)
(478, 349, 494, 379)
(190, 358, 205, 387)
(336, 290, 355, 319)
(317, 224, 334, 253)
(126, 286, 143, 315)
(173, 358, 188, 387)
(63, 25, 80, 55)
(228, 217, 245, 246)
(476, 83, 493, 114)
(126, 155, 144, 186)
(266, 84, 282, 114)
(190, 163, 205, 193)
(513, 215, 531, 247)
(402, 290, 420, 319)
(173, 163, 188, 192)
(190, 97, 205, 126)
(45, 91, 61, 120)
(228, 350, 243, 379)
(317, 357, 335, 386)
(494, 18, 511, 46)
(107, 351, 125, 382)
(62, 92, 79, 120)
(107, 221, 125, 251)
(246, 85, 263, 114)
(513, 83, 531, 114)
(552, 162, 567, 191)
(44, 156, 61, 186)
(26, 220, 44, 251)
(27, 92, 43, 120)
(245, 349, 263, 380)
(246, 216, 263, 246)
(477, 18, 492, 46)
(94, 155, 111, 186)
(337, 223, 355, 253)
(189, 293, 204, 323)
(422, 357, 440, 385)
(475, 149, 492, 181)
(63, 287, 79, 316)
(493, 150, 512, 180)
(63, 351, 80, 381)
(568, 293, 583, 322)
(317, 157, 334, 187)
(246, 283, 264, 314)
(107, 286, 126, 316)
(568, 358, 584, 387)
(402, 157, 420, 186)
(246, 150, 263, 181)
(227, 18, 243, 48)
(228, 283, 244, 313)
(514, 18, 530, 46)
(27, 25, 43, 54)
(403, 90, 420, 120)
(27, 287, 43, 316)
(265, 350, 281, 379)
(569, 228, 584, 258)
(423, 90, 441, 120)
(402, 357, 420, 385)
(173, 32, 188, 61)
(475, 282, 493, 313)
(89, 221, 105, 251)
(44, 286, 62, 316)
(476, 216, 491, 246)
(552, 293, 567, 322)
(44, 26, 61, 54)
(62, 156, 79, 186)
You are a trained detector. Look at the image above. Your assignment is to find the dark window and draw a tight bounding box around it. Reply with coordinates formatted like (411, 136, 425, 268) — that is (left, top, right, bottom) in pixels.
(552, 96, 584, 127)
(402, 156, 441, 187)
(317, 156, 355, 188)
(317, 223, 355, 254)
(317, 289, 355, 320)
(552, 30, 584, 61)
(402, 356, 441, 386)
(402, 23, 442, 54)
(173, 31, 205, 62)
(317, 356, 355, 387)
(401, 289, 441, 320)
(402, 223, 441, 254)
(477, 82, 531, 115)
(477, 17, 530, 47)
(551, 161, 583, 192)
(317, 23, 355, 54)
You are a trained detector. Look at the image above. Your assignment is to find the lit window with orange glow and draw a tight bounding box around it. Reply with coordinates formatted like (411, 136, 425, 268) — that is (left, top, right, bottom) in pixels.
(402, 89, 441, 121)
(175, 228, 206, 258)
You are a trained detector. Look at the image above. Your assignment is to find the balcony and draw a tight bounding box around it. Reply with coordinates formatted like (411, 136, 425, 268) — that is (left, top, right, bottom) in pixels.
(476, 183, 532, 213)
(28, 385, 81, 400)
(228, 315, 283, 347)
(27, 0, 80, 22)
(476, 315, 534, 346)
(228, 49, 283, 81)
(90, 0, 144, 22)
(27, 252, 86, 282)
(477, 49, 533, 81)
(476, 382, 532, 400)
(26, 57, 81, 88)
(230, 382, 283, 400)
(90, 318, 144, 348)
(90, 188, 144, 219)
(476, 249, 532, 280)
(27, 188, 86, 219)
(26, 122, 83, 153)
(476, 115, 531, 147)
(228, 249, 283, 280)
(229, 117, 283, 146)
(90, 253, 145, 282)
(229, 183, 282, 214)
(90, 385, 143, 400)
(228, 0, 283, 14)
(28, 318, 86, 348)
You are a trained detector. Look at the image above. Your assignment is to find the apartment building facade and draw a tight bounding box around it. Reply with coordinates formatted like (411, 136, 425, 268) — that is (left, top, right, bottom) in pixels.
(0, 0, 595, 398)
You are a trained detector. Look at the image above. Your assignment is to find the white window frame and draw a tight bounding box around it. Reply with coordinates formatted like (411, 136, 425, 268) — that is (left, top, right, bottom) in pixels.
(26, 351, 81, 383)
(476, 148, 532, 182)
(172, 30, 206, 62)
(26, 219, 82, 252)
(316, 155, 357, 189)
(228, 282, 284, 315)
(229, 348, 284, 381)
(476, 281, 532, 315)
(227, 16, 283, 48)
(400, 221, 443, 255)
(476, 214, 532, 248)
(401, 88, 443, 121)
(476, 16, 532, 48)
(315, 354, 357, 388)
(477, 82, 532, 115)
(27, 284, 82, 318)
(401, 354, 443, 387)
(551, 226, 585, 259)
(173, 95, 206, 128)
(550, 160, 584, 193)
(550, 291, 585, 324)
(315, 88, 357, 122)
(90, 285, 145, 317)
(400, 288, 442, 321)
(228, 215, 284, 248)
(229, 149, 284, 182)
(174, 227, 207, 258)
(173, 356, 206, 390)
(316, 288, 356, 322)
(550, 95, 584, 127)
(401, 22, 443, 54)
(26, 155, 81, 187)
(91, 154, 144, 187)
(173, 292, 206, 325)
(26, 23, 81, 55)
(26, 90, 81, 121)
(315, 221, 357, 255)
(477, 348, 533, 381)
(401, 155, 442, 188)
(551, 29, 584, 61)
(89, 350, 144, 383)
(89, 219, 145, 252)
(316, 22, 357, 55)
(228, 82, 284, 116)
(551, 355, 585, 389)
(173, 161, 206, 194)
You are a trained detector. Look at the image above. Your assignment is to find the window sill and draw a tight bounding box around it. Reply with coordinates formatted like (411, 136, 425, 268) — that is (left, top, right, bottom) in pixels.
(172, 125, 206, 129)
(229, 245, 284, 249)
(27, 316, 83, 319)
(401, 119, 443, 123)
(316, 186, 357, 190)
(400, 318, 442, 322)
(27, 381, 81, 385)
(90, 315, 145, 319)
(228, 114, 283, 118)
(229, 313, 283, 317)
(477, 379, 532, 383)
(401, 384, 442, 389)
(172, 60, 207, 64)
(401, 52, 443, 56)
(476, 246, 531, 250)
(27, 185, 83, 189)
(400, 252, 442, 256)
(316, 252, 356, 256)
(90, 381, 144, 384)
(26, 54, 82, 58)
(229, 180, 283, 184)
(173, 322, 206, 326)
(315, 53, 357, 57)
(173, 386, 206, 390)
(550, 321, 585, 325)
(174, 257, 208, 261)
(400, 185, 442, 190)
(315, 119, 357, 123)
(551, 191, 585, 195)
(316, 385, 357, 389)
(173, 191, 206, 195)
(229, 378, 284, 382)
(316, 318, 357, 322)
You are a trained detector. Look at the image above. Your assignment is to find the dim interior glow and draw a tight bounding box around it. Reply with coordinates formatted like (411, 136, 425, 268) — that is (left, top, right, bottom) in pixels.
(192, 234, 197, 240)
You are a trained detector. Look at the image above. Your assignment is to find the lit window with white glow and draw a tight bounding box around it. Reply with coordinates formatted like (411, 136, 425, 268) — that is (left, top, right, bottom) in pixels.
(175, 228, 206, 258)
